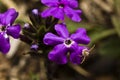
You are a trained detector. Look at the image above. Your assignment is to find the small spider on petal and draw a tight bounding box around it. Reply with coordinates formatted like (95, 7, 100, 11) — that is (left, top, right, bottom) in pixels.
(43, 23, 90, 64)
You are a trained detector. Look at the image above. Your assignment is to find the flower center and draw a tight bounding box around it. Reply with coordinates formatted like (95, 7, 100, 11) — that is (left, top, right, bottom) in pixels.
(0, 25, 6, 32)
(65, 39, 72, 45)
(64, 39, 74, 48)
(1, 27, 5, 31)
(59, 3, 65, 8)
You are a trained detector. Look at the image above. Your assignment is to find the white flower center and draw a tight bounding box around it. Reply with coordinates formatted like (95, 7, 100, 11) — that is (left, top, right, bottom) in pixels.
(64, 39, 74, 48)
(4, 33, 8, 39)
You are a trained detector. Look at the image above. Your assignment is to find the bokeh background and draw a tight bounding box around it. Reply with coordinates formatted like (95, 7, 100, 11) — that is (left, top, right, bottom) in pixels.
(0, 0, 120, 80)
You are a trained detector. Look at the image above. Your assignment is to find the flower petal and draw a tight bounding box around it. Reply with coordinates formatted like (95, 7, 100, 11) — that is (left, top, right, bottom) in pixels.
(64, 6, 82, 22)
(55, 23, 69, 38)
(41, 7, 64, 20)
(52, 8, 64, 20)
(0, 33, 10, 54)
(41, 0, 58, 7)
(7, 24, 21, 39)
(0, 8, 18, 26)
(41, 7, 56, 17)
(61, 0, 78, 8)
(48, 44, 68, 64)
(70, 28, 90, 44)
(69, 42, 79, 51)
(68, 0, 78, 8)
(70, 46, 85, 64)
(43, 32, 64, 46)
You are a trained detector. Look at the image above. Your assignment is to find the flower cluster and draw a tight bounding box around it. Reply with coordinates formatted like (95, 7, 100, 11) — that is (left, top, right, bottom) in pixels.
(0, 8, 21, 53)
(41, 0, 91, 64)
(0, 0, 91, 64)
(43, 23, 90, 64)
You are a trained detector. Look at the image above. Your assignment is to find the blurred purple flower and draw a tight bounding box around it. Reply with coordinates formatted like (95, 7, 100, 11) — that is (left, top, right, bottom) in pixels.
(41, 0, 82, 22)
(43, 23, 90, 64)
(31, 44, 39, 50)
(0, 8, 21, 54)
(32, 9, 39, 15)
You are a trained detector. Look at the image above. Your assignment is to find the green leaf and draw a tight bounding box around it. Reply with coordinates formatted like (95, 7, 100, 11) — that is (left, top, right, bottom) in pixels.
(89, 29, 116, 45)
(111, 0, 120, 37)
(111, 16, 120, 37)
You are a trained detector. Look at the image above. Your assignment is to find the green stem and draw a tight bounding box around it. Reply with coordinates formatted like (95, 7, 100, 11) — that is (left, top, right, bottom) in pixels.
(90, 29, 116, 45)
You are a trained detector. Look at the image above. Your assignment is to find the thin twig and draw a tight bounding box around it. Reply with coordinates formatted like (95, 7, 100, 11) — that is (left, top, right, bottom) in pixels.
(39, 58, 48, 80)
(93, 0, 113, 13)
(69, 63, 91, 77)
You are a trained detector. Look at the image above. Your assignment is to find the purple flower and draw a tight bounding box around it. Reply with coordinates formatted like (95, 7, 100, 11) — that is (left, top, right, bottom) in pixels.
(32, 9, 39, 15)
(31, 44, 39, 50)
(43, 23, 90, 64)
(41, 0, 82, 22)
(0, 8, 21, 54)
